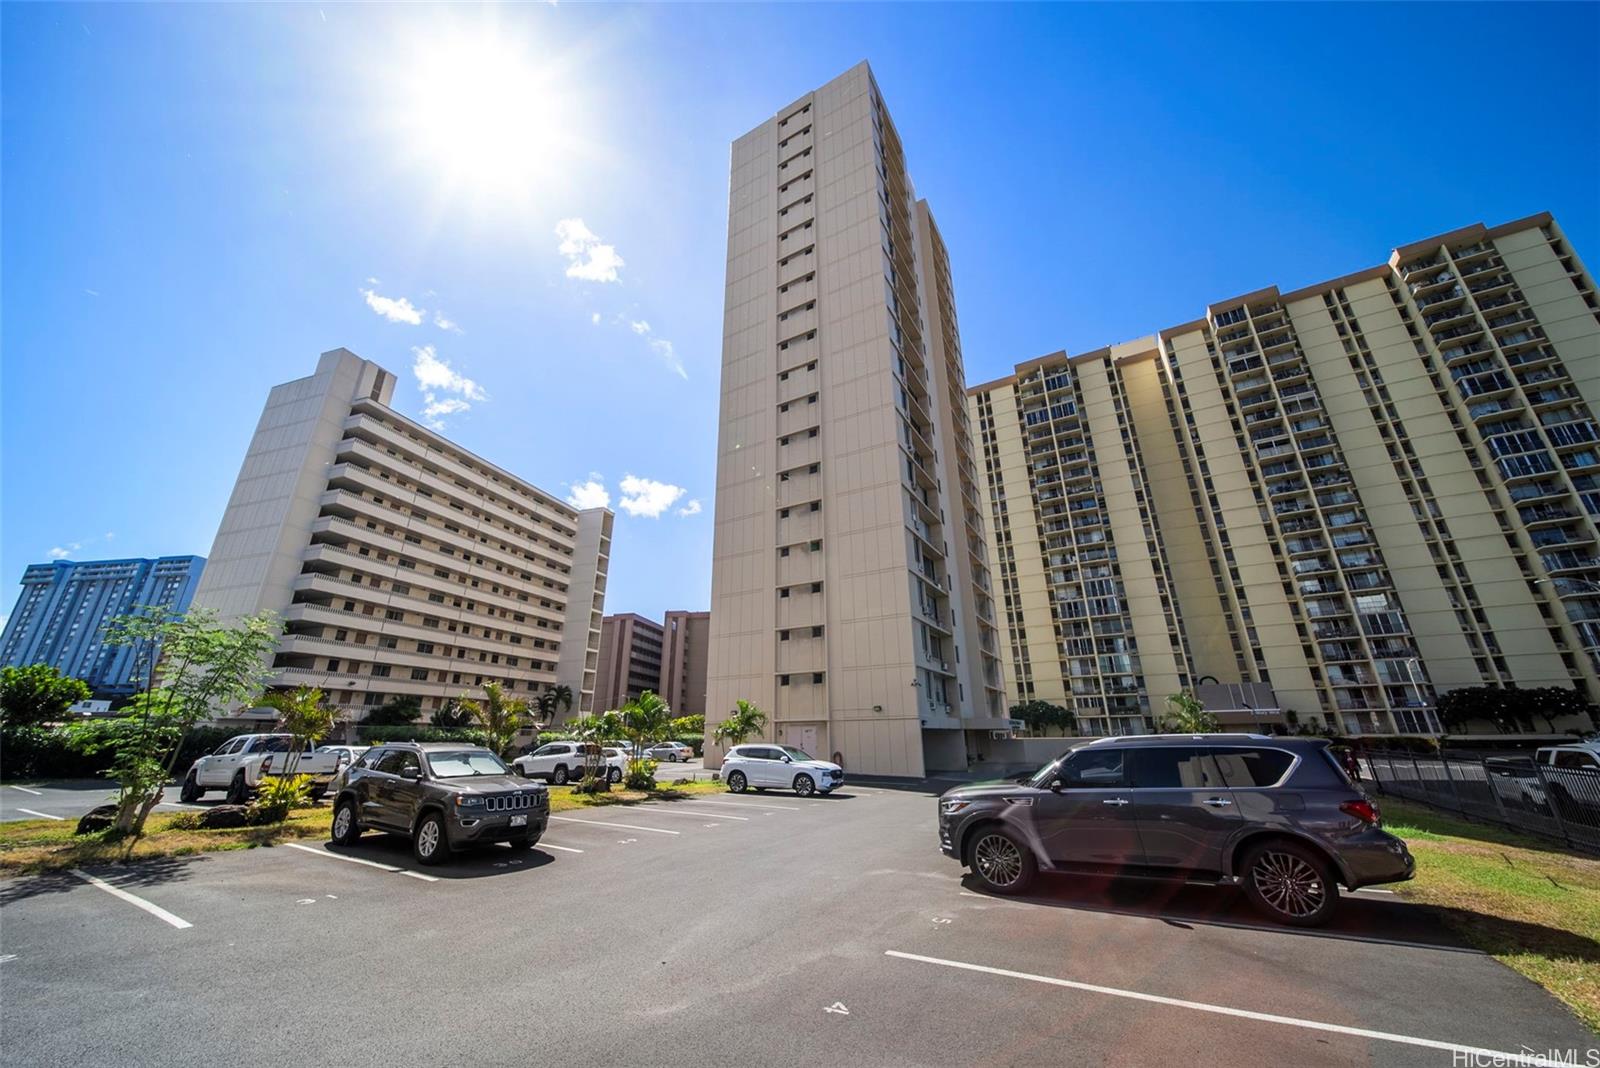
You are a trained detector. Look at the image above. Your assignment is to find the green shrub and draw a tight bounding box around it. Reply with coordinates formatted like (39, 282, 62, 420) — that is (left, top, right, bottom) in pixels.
(625, 758, 659, 791)
(537, 730, 574, 746)
(354, 725, 490, 746)
(0, 724, 105, 780)
(249, 774, 312, 824)
(572, 776, 610, 795)
(165, 811, 202, 830)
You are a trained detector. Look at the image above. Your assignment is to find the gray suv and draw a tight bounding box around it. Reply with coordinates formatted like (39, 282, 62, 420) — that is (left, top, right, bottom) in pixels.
(331, 743, 549, 865)
(938, 735, 1413, 926)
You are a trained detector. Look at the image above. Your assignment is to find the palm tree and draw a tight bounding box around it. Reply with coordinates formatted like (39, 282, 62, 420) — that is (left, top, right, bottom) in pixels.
(430, 698, 473, 731)
(713, 700, 768, 748)
(459, 681, 530, 758)
(1160, 689, 1219, 734)
(258, 686, 336, 776)
(537, 684, 575, 725)
(621, 691, 673, 757)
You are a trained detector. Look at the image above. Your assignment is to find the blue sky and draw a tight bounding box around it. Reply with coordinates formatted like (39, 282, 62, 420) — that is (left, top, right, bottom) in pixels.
(3, 3, 1597, 623)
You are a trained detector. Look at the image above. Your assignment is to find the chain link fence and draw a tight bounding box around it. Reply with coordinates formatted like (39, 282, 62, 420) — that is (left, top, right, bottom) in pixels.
(1364, 748, 1600, 853)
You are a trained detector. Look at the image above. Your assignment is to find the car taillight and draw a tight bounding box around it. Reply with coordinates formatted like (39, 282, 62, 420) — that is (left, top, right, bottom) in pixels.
(261, 756, 273, 775)
(1340, 798, 1379, 825)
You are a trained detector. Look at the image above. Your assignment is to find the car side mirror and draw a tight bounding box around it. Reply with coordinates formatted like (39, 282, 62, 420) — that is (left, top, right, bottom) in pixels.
(400, 767, 422, 780)
(782, 755, 793, 763)
(1049, 778, 1064, 793)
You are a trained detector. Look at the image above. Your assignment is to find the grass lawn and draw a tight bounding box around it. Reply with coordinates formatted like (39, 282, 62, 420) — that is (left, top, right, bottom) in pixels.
(0, 806, 332, 874)
(1382, 798, 1600, 1032)
(0, 778, 732, 873)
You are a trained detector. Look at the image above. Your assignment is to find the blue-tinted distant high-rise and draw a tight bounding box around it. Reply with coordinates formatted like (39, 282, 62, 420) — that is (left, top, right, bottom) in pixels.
(0, 556, 206, 697)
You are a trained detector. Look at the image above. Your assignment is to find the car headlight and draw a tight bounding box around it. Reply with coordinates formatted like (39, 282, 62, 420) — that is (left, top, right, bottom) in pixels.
(455, 796, 485, 808)
(940, 798, 974, 815)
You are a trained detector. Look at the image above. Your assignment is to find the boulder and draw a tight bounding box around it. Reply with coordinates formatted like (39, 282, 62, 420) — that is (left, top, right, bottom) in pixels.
(196, 805, 251, 829)
(75, 804, 119, 836)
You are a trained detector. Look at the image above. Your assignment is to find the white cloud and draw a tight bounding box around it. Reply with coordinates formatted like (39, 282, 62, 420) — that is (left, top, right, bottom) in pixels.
(433, 311, 461, 333)
(555, 218, 624, 283)
(411, 345, 487, 429)
(566, 475, 611, 511)
(618, 475, 686, 519)
(590, 312, 601, 325)
(47, 547, 71, 560)
(362, 287, 424, 325)
(625, 319, 687, 379)
(677, 499, 702, 517)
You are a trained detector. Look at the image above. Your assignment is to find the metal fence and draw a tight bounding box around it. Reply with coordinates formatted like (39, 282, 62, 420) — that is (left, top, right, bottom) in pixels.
(1364, 748, 1600, 853)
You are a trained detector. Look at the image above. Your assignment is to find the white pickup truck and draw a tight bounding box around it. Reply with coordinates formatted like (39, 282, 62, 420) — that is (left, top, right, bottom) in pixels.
(180, 734, 347, 804)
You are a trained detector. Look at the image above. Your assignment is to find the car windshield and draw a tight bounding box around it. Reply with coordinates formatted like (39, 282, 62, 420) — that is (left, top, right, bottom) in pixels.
(780, 746, 815, 761)
(1028, 755, 1070, 789)
(426, 750, 510, 778)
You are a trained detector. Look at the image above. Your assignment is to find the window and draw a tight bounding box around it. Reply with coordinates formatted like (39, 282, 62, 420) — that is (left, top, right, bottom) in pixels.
(416, 641, 434, 654)
(1210, 748, 1295, 788)
(410, 667, 429, 681)
(1129, 747, 1219, 789)
(371, 664, 392, 678)
(385, 609, 404, 621)
(1058, 748, 1126, 787)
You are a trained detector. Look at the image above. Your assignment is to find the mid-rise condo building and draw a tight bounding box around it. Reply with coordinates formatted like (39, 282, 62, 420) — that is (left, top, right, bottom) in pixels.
(192, 349, 611, 724)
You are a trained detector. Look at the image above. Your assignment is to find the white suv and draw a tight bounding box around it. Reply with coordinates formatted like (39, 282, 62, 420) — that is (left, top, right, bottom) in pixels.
(513, 742, 624, 785)
(722, 745, 843, 797)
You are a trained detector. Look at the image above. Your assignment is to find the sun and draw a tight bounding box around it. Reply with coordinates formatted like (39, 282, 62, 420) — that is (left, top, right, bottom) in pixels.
(391, 25, 579, 199)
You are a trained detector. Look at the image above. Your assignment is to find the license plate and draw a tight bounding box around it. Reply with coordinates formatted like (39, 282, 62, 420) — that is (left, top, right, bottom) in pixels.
(510, 815, 527, 827)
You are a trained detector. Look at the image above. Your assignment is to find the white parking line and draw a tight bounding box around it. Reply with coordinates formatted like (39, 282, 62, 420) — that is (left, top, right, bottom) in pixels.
(70, 869, 192, 930)
(283, 842, 441, 882)
(885, 950, 1561, 1066)
(674, 799, 798, 812)
(548, 815, 680, 836)
(16, 809, 64, 821)
(540, 843, 584, 854)
(1353, 887, 1398, 895)
(633, 805, 750, 821)
(7, 785, 44, 796)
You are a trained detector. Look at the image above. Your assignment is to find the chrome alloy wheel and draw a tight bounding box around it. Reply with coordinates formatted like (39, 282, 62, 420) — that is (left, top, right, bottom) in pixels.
(332, 806, 352, 839)
(974, 833, 1024, 889)
(1251, 850, 1326, 919)
(417, 819, 441, 858)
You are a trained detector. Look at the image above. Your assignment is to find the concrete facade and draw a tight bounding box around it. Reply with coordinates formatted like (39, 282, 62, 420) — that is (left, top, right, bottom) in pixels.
(706, 63, 1006, 776)
(594, 612, 665, 712)
(0, 556, 205, 698)
(192, 348, 611, 724)
(969, 214, 1600, 735)
(660, 609, 711, 717)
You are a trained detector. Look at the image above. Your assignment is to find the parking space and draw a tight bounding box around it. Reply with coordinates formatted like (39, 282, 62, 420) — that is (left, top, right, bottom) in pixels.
(2, 780, 1593, 1067)
(1, 780, 203, 823)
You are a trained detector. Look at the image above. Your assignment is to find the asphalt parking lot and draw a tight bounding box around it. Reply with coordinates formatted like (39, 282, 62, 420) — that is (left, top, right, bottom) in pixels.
(2, 780, 1596, 1067)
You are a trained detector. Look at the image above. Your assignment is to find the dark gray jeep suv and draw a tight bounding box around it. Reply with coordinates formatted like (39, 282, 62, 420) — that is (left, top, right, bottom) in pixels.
(938, 735, 1413, 925)
(331, 742, 548, 865)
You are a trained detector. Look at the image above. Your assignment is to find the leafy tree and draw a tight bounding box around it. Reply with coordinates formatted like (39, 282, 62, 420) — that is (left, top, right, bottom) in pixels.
(1519, 686, 1598, 732)
(669, 714, 705, 740)
(430, 698, 473, 730)
(363, 695, 421, 726)
(460, 681, 530, 758)
(67, 607, 281, 844)
(537, 684, 575, 724)
(713, 700, 767, 749)
(0, 664, 91, 727)
(1009, 700, 1074, 737)
(1159, 689, 1219, 734)
(258, 687, 337, 777)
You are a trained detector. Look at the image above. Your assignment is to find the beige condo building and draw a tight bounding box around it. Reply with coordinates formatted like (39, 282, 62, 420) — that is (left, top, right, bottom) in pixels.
(706, 62, 1006, 776)
(970, 213, 1600, 736)
(193, 349, 612, 725)
(594, 612, 665, 713)
(660, 609, 711, 717)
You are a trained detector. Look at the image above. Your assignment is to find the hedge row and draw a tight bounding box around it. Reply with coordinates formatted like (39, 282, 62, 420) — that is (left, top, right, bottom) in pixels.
(0, 724, 244, 782)
(354, 725, 491, 746)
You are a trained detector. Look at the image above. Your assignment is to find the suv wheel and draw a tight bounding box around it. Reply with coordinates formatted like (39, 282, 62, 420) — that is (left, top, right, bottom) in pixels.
(414, 812, 448, 865)
(793, 774, 816, 797)
(226, 770, 248, 805)
(968, 827, 1037, 894)
(608, 766, 622, 784)
(552, 765, 569, 786)
(331, 800, 361, 845)
(179, 772, 202, 803)
(727, 770, 747, 793)
(1240, 840, 1337, 926)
